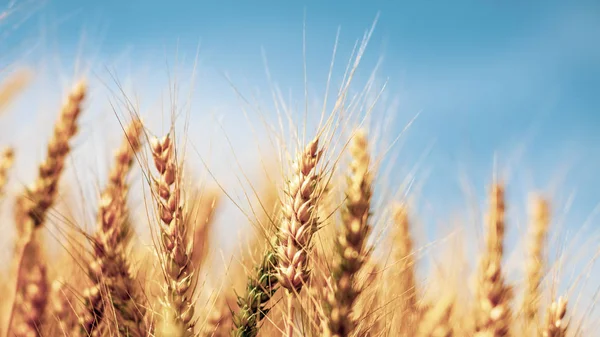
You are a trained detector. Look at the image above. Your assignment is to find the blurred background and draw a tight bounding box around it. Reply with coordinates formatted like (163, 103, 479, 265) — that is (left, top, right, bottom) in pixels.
(1, 0, 600, 303)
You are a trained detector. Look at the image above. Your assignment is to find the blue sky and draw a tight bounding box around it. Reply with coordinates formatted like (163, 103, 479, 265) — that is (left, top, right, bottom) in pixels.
(2, 0, 600, 303)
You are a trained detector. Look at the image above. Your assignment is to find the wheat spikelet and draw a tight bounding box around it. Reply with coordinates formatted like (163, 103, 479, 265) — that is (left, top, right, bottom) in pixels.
(0, 147, 14, 198)
(523, 195, 550, 333)
(323, 129, 373, 337)
(542, 297, 567, 337)
(81, 118, 146, 336)
(151, 133, 196, 336)
(275, 138, 323, 337)
(474, 183, 513, 337)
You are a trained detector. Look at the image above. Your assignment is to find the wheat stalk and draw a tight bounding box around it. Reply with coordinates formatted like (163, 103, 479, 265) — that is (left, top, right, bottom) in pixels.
(8, 80, 86, 337)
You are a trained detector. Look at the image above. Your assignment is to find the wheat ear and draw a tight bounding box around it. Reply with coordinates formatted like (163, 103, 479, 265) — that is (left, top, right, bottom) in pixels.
(15, 80, 86, 234)
(542, 297, 568, 337)
(323, 129, 373, 337)
(276, 138, 323, 337)
(474, 183, 513, 336)
(523, 195, 550, 332)
(151, 133, 196, 336)
(0, 147, 14, 198)
(8, 80, 86, 337)
(392, 202, 419, 334)
(81, 118, 146, 336)
(232, 247, 279, 337)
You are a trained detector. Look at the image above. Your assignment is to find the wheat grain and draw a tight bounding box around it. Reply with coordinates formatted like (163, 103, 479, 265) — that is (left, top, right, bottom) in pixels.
(9, 80, 87, 337)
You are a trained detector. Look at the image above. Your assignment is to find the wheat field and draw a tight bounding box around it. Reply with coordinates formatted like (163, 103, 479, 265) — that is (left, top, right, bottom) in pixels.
(1, 4, 599, 337)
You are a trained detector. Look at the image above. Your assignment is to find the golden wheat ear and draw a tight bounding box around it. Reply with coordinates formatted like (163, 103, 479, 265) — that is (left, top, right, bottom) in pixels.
(151, 133, 197, 336)
(322, 129, 373, 337)
(79, 118, 146, 336)
(8, 80, 87, 337)
(523, 195, 550, 334)
(390, 202, 419, 335)
(474, 183, 513, 337)
(275, 137, 324, 337)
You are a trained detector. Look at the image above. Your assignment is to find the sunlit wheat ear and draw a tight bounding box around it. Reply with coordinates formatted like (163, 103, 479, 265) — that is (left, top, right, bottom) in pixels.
(151, 133, 196, 336)
(542, 297, 568, 337)
(232, 247, 279, 337)
(275, 137, 324, 337)
(391, 202, 419, 335)
(323, 129, 373, 337)
(9, 80, 87, 337)
(523, 195, 550, 333)
(0, 68, 33, 113)
(81, 118, 146, 336)
(15, 80, 86, 235)
(474, 183, 513, 337)
(417, 294, 454, 337)
(0, 147, 14, 198)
